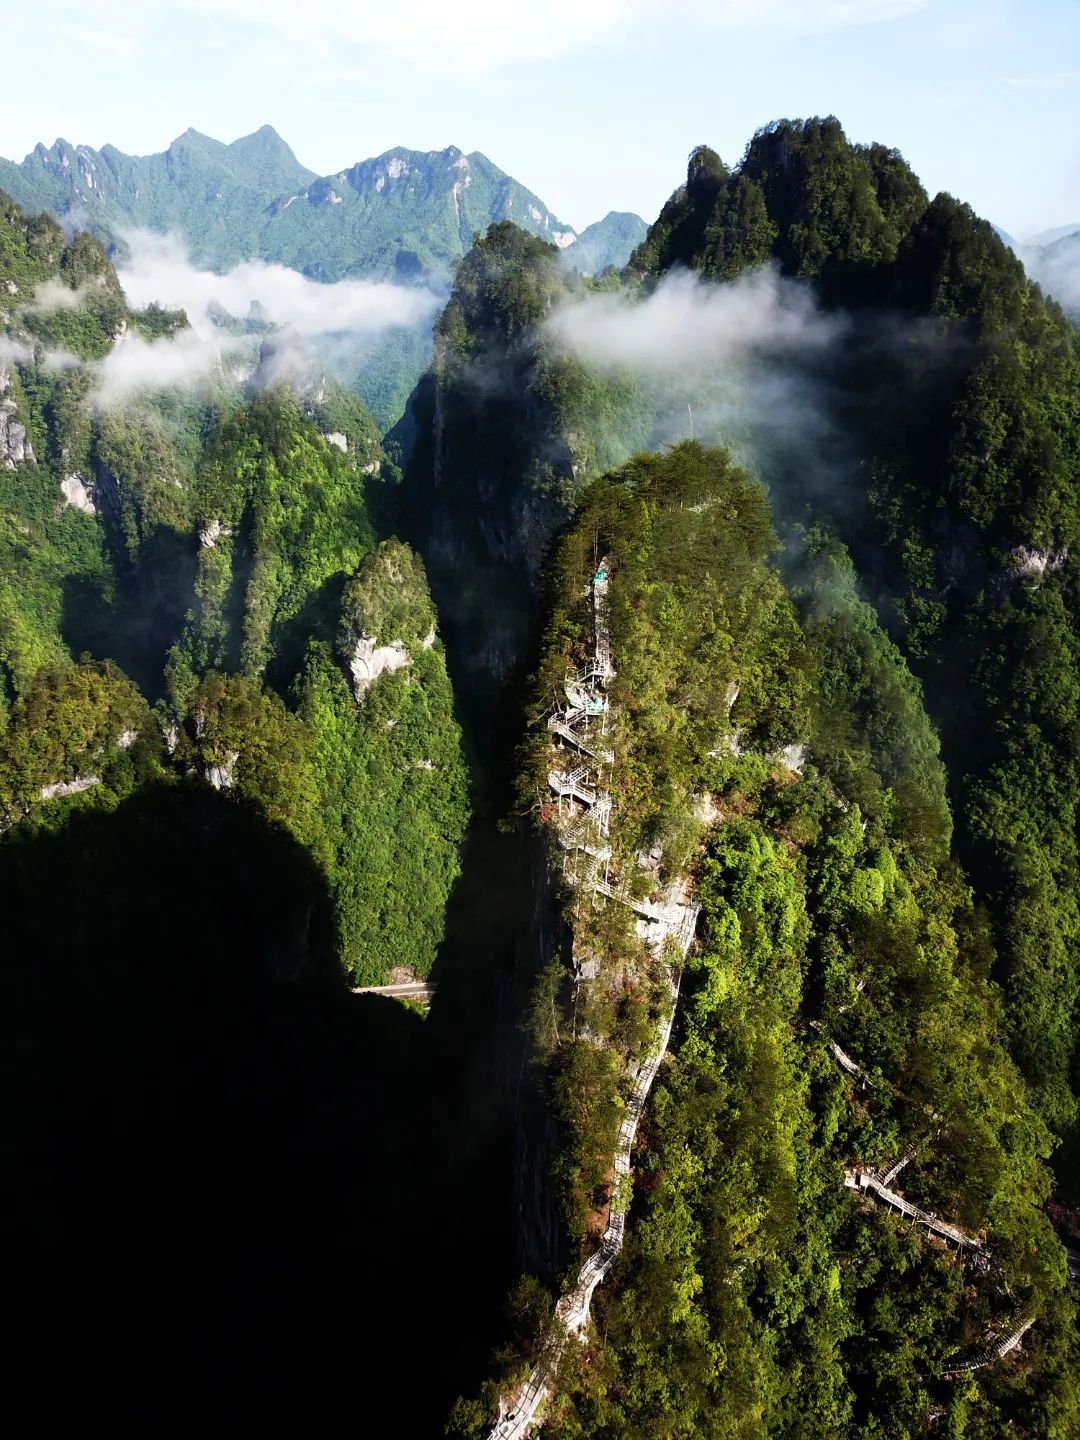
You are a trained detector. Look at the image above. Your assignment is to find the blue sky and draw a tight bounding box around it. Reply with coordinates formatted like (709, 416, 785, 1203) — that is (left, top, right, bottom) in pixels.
(3, 0, 1078, 237)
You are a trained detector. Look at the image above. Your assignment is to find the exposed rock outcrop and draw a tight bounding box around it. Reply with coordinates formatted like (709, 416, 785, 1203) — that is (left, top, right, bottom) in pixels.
(0, 364, 34, 469)
(205, 752, 239, 791)
(39, 775, 101, 801)
(348, 634, 411, 699)
(1011, 544, 1068, 580)
(60, 473, 96, 514)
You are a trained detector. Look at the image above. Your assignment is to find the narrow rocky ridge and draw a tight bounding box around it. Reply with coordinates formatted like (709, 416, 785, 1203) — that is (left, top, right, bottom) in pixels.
(489, 560, 700, 1439)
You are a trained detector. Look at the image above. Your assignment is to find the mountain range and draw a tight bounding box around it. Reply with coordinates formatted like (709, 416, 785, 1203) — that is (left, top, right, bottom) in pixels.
(0, 125, 646, 427)
(0, 124, 645, 282)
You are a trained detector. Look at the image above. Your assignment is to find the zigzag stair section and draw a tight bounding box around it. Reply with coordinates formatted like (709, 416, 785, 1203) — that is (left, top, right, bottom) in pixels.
(489, 558, 699, 1439)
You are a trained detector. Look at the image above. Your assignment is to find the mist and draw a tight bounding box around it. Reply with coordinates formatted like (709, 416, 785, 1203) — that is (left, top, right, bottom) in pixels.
(27, 279, 93, 315)
(0, 335, 79, 372)
(117, 230, 440, 340)
(94, 326, 246, 407)
(546, 268, 847, 375)
(92, 229, 445, 405)
(543, 266, 855, 508)
(1019, 235, 1080, 318)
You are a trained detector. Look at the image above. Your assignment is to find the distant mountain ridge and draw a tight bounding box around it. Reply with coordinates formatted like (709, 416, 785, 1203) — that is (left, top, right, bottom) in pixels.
(0, 125, 646, 427)
(562, 210, 648, 275)
(1024, 223, 1080, 248)
(0, 125, 627, 279)
(992, 219, 1080, 321)
(0, 126, 315, 257)
(1025, 228, 1080, 319)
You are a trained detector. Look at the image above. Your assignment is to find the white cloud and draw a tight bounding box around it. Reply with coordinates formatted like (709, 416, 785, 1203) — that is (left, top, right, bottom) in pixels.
(0, 338, 34, 368)
(545, 267, 845, 375)
(543, 266, 856, 504)
(58, 0, 930, 74)
(28, 279, 87, 314)
(94, 326, 241, 406)
(86, 230, 441, 404)
(116, 230, 438, 338)
(0, 335, 80, 371)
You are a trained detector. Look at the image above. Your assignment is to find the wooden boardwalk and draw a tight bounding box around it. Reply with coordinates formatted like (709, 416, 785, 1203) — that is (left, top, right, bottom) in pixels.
(823, 1033, 1079, 1379)
(491, 559, 699, 1439)
(942, 1318, 1034, 1378)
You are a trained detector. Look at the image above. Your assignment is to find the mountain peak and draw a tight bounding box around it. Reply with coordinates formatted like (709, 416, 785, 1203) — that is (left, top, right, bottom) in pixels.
(231, 123, 289, 151)
(168, 127, 222, 155)
(227, 125, 314, 182)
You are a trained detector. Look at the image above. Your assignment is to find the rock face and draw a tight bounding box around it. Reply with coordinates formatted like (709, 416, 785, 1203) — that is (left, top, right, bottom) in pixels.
(60, 473, 96, 514)
(422, 363, 574, 705)
(348, 634, 411, 699)
(1012, 544, 1068, 579)
(205, 752, 239, 791)
(0, 364, 34, 469)
(39, 775, 101, 801)
(199, 518, 226, 549)
(507, 837, 576, 1285)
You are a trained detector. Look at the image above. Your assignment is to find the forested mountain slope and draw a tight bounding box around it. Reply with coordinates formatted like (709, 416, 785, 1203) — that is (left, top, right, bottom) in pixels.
(0, 188, 467, 981)
(509, 452, 1080, 1440)
(445, 443, 1076, 1439)
(627, 118, 1080, 1180)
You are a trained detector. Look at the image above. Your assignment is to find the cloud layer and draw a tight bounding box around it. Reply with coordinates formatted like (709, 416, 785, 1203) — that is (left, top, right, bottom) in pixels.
(0, 335, 79, 372)
(94, 326, 242, 407)
(88, 229, 442, 404)
(117, 231, 439, 339)
(542, 265, 860, 505)
(545, 267, 846, 375)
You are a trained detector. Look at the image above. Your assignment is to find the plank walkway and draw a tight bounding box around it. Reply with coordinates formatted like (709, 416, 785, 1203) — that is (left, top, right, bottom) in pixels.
(491, 559, 699, 1439)
(823, 1034, 1079, 1379)
(349, 982, 436, 1002)
(844, 1168, 982, 1251)
(489, 916, 695, 1440)
(942, 1318, 1034, 1378)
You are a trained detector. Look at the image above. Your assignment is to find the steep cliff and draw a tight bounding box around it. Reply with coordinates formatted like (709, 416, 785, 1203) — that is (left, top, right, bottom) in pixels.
(408, 221, 649, 720)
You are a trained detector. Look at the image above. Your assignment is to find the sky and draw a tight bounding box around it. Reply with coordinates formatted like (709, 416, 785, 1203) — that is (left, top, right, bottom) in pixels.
(1, 0, 1078, 238)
